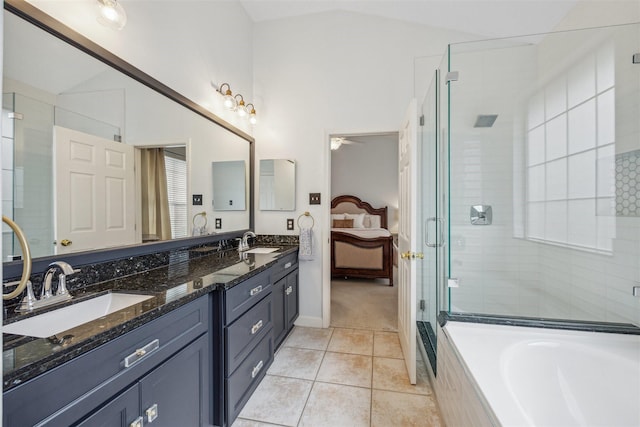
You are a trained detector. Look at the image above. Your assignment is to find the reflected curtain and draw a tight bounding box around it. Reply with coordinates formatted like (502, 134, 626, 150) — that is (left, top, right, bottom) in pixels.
(140, 148, 172, 241)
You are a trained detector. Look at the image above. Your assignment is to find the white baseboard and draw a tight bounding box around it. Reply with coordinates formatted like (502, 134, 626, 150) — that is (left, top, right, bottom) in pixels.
(293, 315, 324, 328)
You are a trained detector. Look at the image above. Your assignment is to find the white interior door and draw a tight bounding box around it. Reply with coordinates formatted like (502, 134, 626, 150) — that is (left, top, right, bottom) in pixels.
(398, 100, 418, 384)
(54, 126, 137, 254)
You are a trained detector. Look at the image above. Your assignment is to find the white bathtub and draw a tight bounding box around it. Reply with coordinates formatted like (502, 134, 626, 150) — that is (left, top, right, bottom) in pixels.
(443, 321, 640, 427)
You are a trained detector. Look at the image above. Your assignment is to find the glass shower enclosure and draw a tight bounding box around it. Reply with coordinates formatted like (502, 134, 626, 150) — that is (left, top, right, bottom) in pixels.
(417, 21, 640, 373)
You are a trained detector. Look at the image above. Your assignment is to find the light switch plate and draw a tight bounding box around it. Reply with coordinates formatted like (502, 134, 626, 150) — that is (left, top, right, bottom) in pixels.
(309, 193, 321, 205)
(192, 194, 203, 205)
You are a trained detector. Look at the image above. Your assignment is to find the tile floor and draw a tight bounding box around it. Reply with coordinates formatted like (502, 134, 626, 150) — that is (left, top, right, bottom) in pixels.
(233, 326, 442, 427)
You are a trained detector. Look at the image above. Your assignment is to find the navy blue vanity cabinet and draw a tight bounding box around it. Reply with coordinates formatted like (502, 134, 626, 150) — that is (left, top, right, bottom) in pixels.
(211, 268, 274, 426)
(272, 252, 299, 349)
(3, 296, 210, 427)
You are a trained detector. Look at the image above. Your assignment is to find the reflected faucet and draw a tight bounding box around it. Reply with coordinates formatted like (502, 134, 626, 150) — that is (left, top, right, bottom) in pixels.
(238, 231, 256, 252)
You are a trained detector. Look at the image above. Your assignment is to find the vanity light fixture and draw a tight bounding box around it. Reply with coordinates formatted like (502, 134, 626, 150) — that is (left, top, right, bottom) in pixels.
(246, 104, 257, 125)
(218, 83, 237, 110)
(235, 94, 247, 117)
(96, 0, 127, 31)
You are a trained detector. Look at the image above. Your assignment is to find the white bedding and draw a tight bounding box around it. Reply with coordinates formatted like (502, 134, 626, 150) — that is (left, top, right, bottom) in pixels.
(331, 228, 391, 238)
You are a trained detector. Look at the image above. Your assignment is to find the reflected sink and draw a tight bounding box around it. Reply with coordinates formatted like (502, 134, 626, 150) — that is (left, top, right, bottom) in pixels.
(3, 293, 154, 338)
(244, 247, 279, 254)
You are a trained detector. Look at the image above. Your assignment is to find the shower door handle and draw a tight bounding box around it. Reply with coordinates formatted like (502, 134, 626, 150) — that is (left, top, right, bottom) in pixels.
(425, 217, 445, 248)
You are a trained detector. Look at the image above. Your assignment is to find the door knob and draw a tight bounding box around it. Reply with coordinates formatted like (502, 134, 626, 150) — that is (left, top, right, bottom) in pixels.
(401, 252, 412, 259)
(415, 252, 424, 259)
(61, 239, 72, 247)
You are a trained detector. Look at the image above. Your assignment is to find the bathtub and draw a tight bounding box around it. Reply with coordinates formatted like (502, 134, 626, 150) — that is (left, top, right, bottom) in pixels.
(440, 321, 640, 427)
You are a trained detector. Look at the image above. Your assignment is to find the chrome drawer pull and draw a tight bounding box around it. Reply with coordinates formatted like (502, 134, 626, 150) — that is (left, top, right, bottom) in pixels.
(285, 286, 292, 295)
(124, 339, 159, 368)
(251, 360, 264, 379)
(250, 285, 263, 296)
(284, 262, 292, 269)
(130, 416, 144, 427)
(146, 403, 159, 423)
(251, 319, 264, 335)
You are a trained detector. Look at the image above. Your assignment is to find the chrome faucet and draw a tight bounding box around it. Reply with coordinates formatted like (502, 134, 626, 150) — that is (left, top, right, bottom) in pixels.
(238, 231, 256, 252)
(18, 261, 79, 312)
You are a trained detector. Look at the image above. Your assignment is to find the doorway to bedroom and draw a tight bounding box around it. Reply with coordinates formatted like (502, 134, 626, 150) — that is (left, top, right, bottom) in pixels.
(329, 132, 399, 331)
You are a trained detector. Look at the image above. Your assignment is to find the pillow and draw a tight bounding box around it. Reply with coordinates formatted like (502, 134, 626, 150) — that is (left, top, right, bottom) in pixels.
(331, 213, 346, 222)
(368, 215, 381, 228)
(345, 213, 365, 228)
(333, 218, 354, 228)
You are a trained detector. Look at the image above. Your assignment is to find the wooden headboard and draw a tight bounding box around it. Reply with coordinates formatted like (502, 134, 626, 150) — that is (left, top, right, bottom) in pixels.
(330, 195, 388, 229)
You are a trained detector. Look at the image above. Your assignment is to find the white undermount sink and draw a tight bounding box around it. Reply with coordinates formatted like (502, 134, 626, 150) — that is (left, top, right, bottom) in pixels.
(3, 292, 153, 338)
(244, 247, 279, 254)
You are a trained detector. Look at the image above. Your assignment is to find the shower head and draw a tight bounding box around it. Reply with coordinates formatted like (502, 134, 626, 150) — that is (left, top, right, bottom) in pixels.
(474, 114, 498, 128)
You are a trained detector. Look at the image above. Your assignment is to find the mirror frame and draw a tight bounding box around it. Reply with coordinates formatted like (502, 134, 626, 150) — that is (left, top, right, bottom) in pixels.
(3, 0, 255, 278)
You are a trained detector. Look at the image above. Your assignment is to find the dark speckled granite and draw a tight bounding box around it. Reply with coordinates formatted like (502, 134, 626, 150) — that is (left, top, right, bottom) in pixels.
(438, 311, 640, 335)
(3, 243, 298, 391)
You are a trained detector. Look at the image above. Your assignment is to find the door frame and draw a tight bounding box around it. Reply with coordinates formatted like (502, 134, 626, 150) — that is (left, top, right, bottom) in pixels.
(322, 129, 401, 329)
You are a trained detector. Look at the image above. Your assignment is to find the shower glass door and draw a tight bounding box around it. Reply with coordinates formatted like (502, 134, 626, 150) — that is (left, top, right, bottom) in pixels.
(417, 69, 442, 374)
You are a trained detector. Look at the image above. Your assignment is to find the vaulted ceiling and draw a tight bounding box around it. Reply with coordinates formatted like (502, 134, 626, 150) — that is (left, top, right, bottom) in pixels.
(238, 0, 579, 38)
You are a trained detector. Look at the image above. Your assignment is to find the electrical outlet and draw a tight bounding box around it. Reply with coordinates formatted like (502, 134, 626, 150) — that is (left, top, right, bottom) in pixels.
(287, 219, 294, 230)
(215, 218, 222, 229)
(192, 194, 203, 205)
(309, 193, 321, 205)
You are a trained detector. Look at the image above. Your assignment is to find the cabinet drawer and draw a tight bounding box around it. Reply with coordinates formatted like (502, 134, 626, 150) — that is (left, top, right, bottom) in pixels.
(271, 252, 298, 282)
(3, 296, 209, 427)
(225, 269, 272, 323)
(226, 295, 273, 375)
(226, 332, 273, 423)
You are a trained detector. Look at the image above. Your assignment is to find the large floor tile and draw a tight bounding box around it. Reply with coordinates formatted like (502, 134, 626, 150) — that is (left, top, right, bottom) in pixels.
(268, 347, 324, 380)
(372, 357, 432, 395)
(232, 418, 286, 427)
(327, 328, 374, 355)
(299, 382, 371, 427)
(316, 352, 372, 388)
(238, 375, 313, 426)
(371, 389, 441, 427)
(284, 326, 334, 351)
(373, 331, 403, 359)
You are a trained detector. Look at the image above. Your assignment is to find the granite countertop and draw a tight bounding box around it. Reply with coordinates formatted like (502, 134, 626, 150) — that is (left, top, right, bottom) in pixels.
(2, 245, 298, 391)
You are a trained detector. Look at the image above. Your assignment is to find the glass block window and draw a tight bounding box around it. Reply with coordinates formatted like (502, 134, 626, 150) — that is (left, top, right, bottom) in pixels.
(525, 44, 615, 252)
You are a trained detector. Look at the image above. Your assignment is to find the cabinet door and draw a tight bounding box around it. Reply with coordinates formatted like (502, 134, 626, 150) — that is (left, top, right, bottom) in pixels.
(76, 384, 140, 427)
(139, 334, 209, 427)
(285, 270, 299, 328)
(272, 277, 287, 348)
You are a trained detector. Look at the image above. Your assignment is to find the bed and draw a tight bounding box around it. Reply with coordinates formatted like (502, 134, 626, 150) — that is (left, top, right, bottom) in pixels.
(330, 195, 395, 286)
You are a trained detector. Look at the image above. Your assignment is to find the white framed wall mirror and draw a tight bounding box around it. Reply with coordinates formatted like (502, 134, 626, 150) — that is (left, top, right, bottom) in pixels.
(259, 159, 296, 211)
(1, 2, 253, 264)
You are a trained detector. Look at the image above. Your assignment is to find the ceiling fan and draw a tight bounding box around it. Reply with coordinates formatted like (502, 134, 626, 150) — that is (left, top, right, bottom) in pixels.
(330, 137, 364, 150)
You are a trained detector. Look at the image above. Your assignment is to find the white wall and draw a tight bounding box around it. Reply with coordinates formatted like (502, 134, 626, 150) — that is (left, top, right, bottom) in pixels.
(252, 10, 476, 325)
(331, 138, 399, 231)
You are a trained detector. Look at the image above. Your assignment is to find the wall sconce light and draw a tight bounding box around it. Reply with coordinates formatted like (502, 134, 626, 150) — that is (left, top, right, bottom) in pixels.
(97, 0, 127, 30)
(330, 137, 343, 150)
(246, 104, 257, 125)
(235, 94, 247, 117)
(215, 83, 258, 125)
(218, 83, 237, 110)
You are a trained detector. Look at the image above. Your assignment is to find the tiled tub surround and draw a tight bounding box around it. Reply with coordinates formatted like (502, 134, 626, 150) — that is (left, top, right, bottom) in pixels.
(436, 321, 640, 427)
(2, 241, 298, 391)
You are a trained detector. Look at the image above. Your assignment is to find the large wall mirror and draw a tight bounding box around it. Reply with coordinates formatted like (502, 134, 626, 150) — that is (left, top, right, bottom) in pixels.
(2, 1, 253, 274)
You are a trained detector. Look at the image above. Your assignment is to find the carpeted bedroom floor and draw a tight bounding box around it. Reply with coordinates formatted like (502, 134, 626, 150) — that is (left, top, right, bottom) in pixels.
(330, 272, 398, 332)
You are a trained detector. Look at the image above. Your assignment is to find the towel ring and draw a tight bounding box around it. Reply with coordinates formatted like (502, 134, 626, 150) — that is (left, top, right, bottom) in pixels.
(297, 211, 315, 229)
